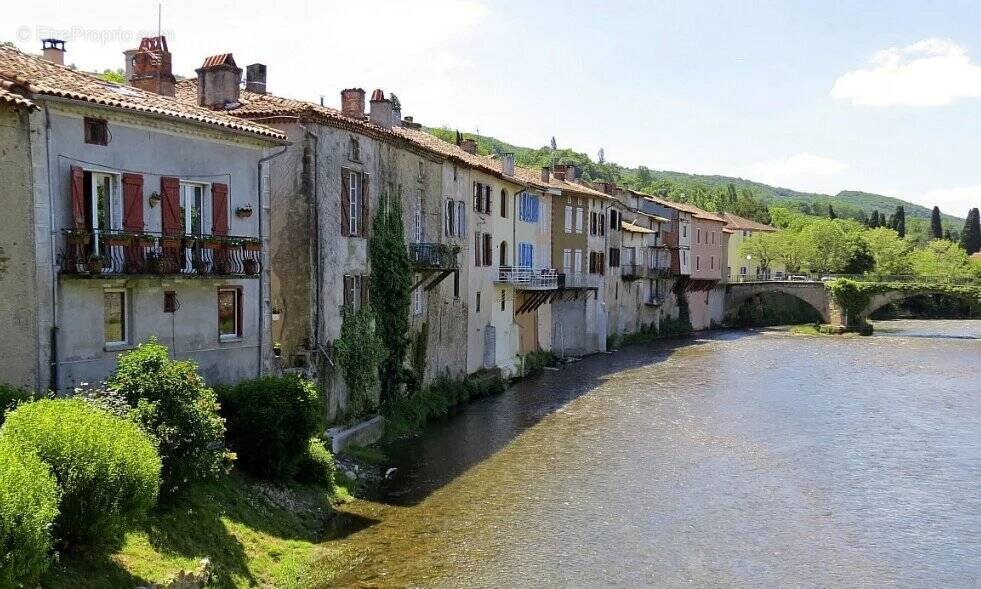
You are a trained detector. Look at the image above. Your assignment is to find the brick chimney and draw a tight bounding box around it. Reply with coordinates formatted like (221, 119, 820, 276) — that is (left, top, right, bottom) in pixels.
(459, 138, 477, 155)
(502, 153, 515, 176)
(130, 37, 176, 97)
(341, 88, 366, 119)
(554, 170, 567, 181)
(541, 166, 550, 183)
(566, 164, 577, 180)
(41, 39, 65, 65)
(402, 116, 422, 129)
(196, 53, 241, 108)
(369, 89, 394, 129)
(245, 64, 267, 94)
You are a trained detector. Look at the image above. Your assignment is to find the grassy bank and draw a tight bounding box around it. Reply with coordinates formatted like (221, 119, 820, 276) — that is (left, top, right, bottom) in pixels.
(41, 471, 352, 588)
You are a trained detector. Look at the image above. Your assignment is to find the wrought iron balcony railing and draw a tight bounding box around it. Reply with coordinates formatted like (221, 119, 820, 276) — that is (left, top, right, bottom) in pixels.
(59, 229, 262, 278)
(622, 264, 672, 280)
(409, 242, 459, 270)
(496, 266, 559, 290)
(558, 272, 601, 289)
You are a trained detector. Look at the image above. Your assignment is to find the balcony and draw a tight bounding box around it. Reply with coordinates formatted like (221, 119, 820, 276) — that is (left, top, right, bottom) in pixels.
(496, 266, 559, 290)
(409, 242, 459, 270)
(558, 272, 601, 289)
(59, 229, 261, 278)
(622, 264, 673, 280)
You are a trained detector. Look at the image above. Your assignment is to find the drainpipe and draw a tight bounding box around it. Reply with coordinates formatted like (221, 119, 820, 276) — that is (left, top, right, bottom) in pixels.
(300, 124, 320, 353)
(257, 144, 288, 377)
(42, 103, 60, 393)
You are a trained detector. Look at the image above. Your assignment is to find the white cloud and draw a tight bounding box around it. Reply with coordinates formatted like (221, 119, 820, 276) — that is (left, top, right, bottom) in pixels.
(920, 185, 981, 216)
(741, 152, 848, 189)
(831, 38, 981, 107)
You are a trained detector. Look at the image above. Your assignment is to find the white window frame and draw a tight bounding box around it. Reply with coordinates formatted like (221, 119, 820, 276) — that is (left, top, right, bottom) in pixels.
(564, 205, 573, 233)
(562, 249, 572, 273)
(347, 170, 362, 236)
(456, 200, 466, 236)
(413, 288, 423, 315)
(444, 199, 454, 237)
(576, 207, 585, 233)
(103, 288, 129, 347)
(218, 288, 240, 341)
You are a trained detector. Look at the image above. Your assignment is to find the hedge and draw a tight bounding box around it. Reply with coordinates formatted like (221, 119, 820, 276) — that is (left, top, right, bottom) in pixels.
(0, 441, 60, 586)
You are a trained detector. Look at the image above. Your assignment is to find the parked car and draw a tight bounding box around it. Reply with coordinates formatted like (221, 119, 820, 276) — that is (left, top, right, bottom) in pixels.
(788, 274, 810, 281)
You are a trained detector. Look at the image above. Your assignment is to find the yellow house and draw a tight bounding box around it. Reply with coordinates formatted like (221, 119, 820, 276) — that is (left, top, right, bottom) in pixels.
(720, 213, 785, 281)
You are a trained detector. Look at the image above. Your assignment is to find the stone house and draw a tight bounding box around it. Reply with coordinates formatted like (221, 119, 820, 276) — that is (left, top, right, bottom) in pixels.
(0, 40, 287, 392)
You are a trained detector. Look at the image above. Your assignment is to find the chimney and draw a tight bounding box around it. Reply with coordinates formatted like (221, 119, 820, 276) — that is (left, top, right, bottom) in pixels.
(130, 36, 176, 97)
(390, 93, 402, 127)
(245, 63, 267, 94)
(554, 170, 567, 181)
(341, 88, 366, 119)
(502, 153, 515, 176)
(402, 116, 422, 129)
(369, 89, 394, 129)
(566, 164, 577, 180)
(196, 53, 241, 108)
(459, 138, 477, 155)
(123, 48, 138, 82)
(41, 39, 65, 65)
(541, 166, 551, 183)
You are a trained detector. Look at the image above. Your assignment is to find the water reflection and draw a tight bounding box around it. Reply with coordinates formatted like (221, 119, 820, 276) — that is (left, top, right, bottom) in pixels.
(320, 320, 981, 588)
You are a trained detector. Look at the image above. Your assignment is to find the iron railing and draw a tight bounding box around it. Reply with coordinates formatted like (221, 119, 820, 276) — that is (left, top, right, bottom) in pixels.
(59, 229, 262, 278)
(496, 266, 559, 289)
(558, 272, 602, 289)
(728, 273, 979, 285)
(409, 243, 459, 270)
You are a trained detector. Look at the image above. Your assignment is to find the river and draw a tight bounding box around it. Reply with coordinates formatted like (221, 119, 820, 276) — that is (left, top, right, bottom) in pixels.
(319, 320, 980, 588)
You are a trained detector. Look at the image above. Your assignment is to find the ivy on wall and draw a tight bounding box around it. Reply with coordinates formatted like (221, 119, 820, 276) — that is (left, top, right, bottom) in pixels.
(334, 306, 385, 418)
(827, 278, 981, 322)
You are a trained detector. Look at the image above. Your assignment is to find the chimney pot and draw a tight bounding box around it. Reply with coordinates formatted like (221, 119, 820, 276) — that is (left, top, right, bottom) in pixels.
(541, 166, 550, 183)
(502, 153, 515, 176)
(369, 89, 394, 129)
(554, 171, 567, 181)
(41, 38, 65, 66)
(245, 63, 267, 94)
(459, 138, 477, 155)
(566, 164, 577, 180)
(196, 53, 241, 108)
(130, 36, 175, 97)
(341, 88, 366, 119)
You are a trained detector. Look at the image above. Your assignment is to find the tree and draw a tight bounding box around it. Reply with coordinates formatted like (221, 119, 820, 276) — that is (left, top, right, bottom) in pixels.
(550, 136, 557, 151)
(101, 69, 126, 84)
(960, 207, 981, 254)
(843, 237, 875, 274)
(909, 239, 973, 278)
(726, 183, 738, 208)
(828, 205, 837, 220)
(597, 148, 605, 164)
(636, 165, 653, 186)
(892, 206, 906, 238)
(799, 219, 858, 274)
(738, 232, 778, 275)
(863, 227, 912, 276)
(930, 206, 943, 239)
(868, 210, 879, 228)
(771, 230, 809, 272)
(368, 192, 412, 408)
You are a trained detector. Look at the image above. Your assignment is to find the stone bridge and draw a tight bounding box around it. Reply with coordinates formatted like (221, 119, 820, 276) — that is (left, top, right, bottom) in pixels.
(726, 280, 981, 326)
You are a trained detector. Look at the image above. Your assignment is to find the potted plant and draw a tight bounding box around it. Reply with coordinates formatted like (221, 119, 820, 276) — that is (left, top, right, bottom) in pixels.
(159, 234, 181, 249)
(243, 258, 259, 276)
(182, 235, 200, 249)
(201, 235, 222, 250)
(146, 251, 167, 274)
(137, 233, 156, 247)
(242, 237, 261, 252)
(86, 254, 105, 275)
(222, 237, 242, 250)
(235, 204, 254, 219)
(65, 228, 91, 245)
(103, 232, 131, 247)
(193, 258, 209, 274)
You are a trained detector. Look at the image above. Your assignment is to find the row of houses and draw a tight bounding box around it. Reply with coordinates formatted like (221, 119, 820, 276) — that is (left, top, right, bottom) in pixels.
(0, 38, 780, 417)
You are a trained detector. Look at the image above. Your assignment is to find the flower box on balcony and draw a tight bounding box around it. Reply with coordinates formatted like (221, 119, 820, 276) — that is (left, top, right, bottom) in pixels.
(159, 236, 181, 249)
(137, 233, 156, 246)
(201, 237, 222, 250)
(242, 238, 261, 252)
(103, 234, 132, 247)
(66, 229, 91, 245)
(243, 259, 259, 276)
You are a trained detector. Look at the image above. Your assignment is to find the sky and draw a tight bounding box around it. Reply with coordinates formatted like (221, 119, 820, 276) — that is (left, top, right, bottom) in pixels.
(4, 0, 980, 216)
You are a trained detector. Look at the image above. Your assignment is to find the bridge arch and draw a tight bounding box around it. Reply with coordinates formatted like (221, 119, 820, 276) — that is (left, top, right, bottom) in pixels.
(859, 289, 977, 321)
(725, 282, 831, 324)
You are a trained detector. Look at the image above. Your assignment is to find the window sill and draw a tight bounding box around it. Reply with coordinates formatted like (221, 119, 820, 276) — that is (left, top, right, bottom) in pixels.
(219, 335, 243, 343)
(104, 342, 135, 352)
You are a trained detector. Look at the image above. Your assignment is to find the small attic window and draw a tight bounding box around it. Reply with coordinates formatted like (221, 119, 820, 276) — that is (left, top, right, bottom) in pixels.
(84, 117, 109, 146)
(349, 137, 361, 162)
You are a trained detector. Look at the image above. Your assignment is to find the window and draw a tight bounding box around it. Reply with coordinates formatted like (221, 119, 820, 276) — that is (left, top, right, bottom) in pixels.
(599, 214, 606, 236)
(180, 183, 208, 236)
(476, 291, 481, 313)
(682, 225, 687, 238)
(710, 256, 714, 270)
(564, 205, 573, 232)
(518, 242, 534, 268)
(696, 228, 701, 244)
(500, 290, 506, 311)
(164, 291, 178, 313)
(610, 211, 619, 230)
(519, 192, 540, 223)
(483, 233, 492, 266)
(84, 117, 109, 146)
(457, 201, 466, 236)
(342, 274, 368, 310)
(218, 288, 241, 340)
(562, 249, 572, 272)
(341, 168, 367, 237)
(590, 211, 597, 235)
(349, 137, 361, 161)
(609, 247, 620, 268)
(574, 249, 583, 273)
(418, 161, 425, 180)
(348, 171, 360, 235)
(499, 241, 508, 267)
(104, 289, 128, 345)
(413, 289, 423, 315)
(472, 182, 492, 214)
(696, 256, 700, 271)
(413, 204, 422, 244)
(445, 199, 455, 237)
(453, 272, 460, 298)
(576, 207, 584, 233)
(500, 189, 507, 218)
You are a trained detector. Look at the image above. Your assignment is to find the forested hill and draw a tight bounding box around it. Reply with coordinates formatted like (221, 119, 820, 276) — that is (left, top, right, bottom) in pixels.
(426, 128, 966, 228)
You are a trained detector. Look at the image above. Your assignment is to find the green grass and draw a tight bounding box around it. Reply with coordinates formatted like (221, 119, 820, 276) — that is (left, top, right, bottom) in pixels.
(42, 471, 351, 588)
(790, 324, 822, 336)
(339, 444, 388, 466)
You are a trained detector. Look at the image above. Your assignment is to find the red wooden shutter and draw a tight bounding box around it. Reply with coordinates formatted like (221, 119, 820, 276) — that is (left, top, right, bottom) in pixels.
(122, 174, 144, 231)
(70, 166, 86, 229)
(211, 183, 229, 236)
(360, 173, 370, 238)
(342, 275, 353, 307)
(340, 170, 350, 237)
(160, 177, 181, 236)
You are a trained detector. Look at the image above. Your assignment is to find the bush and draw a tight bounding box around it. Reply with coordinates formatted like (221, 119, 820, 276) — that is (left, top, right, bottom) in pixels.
(0, 384, 37, 426)
(0, 399, 160, 552)
(0, 441, 60, 586)
(294, 438, 336, 490)
(107, 340, 232, 494)
(218, 375, 322, 479)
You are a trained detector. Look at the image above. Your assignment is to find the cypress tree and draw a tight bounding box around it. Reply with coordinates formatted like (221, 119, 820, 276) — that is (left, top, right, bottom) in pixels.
(960, 207, 981, 254)
(828, 205, 837, 220)
(869, 210, 879, 228)
(930, 206, 943, 239)
(894, 206, 906, 238)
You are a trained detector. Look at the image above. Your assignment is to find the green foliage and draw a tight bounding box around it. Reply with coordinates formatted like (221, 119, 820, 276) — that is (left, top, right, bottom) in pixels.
(0, 398, 161, 552)
(622, 322, 660, 344)
(385, 372, 507, 439)
(908, 239, 976, 279)
(368, 192, 413, 408)
(410, 322, 429, 390)
(738, 232, 779, 273)
(930, 206, 944, 239)
(107, 340, 232, 495)
(100, 69, 126, 84)
(294, 438, 336, 491)
(828, 278, 981, 323)
(0, 384, 38, 425)
(961, 208, 981, 254)
(863, 228, 913, 275)
(521, 349, 557, 375)
(217, 375, 322, 480)
(0, 440, 60, 586)
(335, 306, 385, 418)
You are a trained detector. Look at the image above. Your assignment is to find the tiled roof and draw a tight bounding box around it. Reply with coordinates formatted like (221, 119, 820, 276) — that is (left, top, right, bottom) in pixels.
(641, 194, 725, 222)
(0, 45, 285, 141)
(0, 85, 35, 109)
(621, 221, 655, 234)
(720, 212, 777, 232)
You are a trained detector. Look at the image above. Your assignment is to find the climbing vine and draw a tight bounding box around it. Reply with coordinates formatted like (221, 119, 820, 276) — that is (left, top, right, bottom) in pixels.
(827, 278, 981, 321)
(334, 306, 385, 418)
(368, 192, 413, 408)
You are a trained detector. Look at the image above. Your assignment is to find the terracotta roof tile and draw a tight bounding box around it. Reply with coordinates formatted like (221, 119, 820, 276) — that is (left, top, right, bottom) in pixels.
(201, 54, 236, 68)
(0, 45, 284, 141)
(621, 221, 655, 234)
(720, 212, 777, 231)
(0, 85, 35, 109)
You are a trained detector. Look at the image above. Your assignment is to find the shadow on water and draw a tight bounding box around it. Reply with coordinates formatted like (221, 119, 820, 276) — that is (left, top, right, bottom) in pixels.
(377, 330, 756, 507)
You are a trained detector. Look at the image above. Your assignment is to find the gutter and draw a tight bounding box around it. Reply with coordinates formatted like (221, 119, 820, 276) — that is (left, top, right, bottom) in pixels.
(256, 144, 288, 377)
(42, 103, 59, 392)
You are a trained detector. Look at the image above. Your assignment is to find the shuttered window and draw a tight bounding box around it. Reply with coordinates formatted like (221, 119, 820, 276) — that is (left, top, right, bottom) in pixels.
(341, 169, 368, 237)
(518, 242, 534, 268)
(160, 177, 181, 236)
(211, 183, 229, 236)
(482, 233, 492, 266)
(121, 174, 144, 231)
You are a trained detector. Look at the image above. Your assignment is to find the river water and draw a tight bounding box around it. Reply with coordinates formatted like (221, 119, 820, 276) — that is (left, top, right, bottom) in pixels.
(320, 320, 980, 588)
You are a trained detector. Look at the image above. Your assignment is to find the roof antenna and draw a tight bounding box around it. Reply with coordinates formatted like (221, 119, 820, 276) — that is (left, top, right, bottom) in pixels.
(157, 1, 162, 39)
